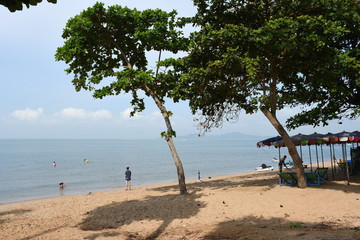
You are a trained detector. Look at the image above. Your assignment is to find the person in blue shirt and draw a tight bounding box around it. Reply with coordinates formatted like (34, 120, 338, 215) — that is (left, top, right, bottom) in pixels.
(125, 167, 132, 190)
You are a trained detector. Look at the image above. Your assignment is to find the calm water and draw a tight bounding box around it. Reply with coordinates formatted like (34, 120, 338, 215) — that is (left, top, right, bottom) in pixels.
(0, 137, 346, 203)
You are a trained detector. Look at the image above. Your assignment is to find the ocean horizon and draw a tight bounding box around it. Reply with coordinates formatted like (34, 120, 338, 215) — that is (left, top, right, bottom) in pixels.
(0, 136, 345, 204)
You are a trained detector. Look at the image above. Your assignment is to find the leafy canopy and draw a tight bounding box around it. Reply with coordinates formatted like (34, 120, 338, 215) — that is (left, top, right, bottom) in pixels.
(55, 2, 189, 116)
(178, 0, 360, 132)
(0, 0, 57, 12)
(56, 3, 190, 195)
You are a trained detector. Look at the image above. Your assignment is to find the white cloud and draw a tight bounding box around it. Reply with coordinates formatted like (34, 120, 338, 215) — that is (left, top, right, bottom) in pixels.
(11, 108, 43, 121)
(91, 110, 113, 119)
(55, 108, 87, 119)
(55, 108, 113, 120)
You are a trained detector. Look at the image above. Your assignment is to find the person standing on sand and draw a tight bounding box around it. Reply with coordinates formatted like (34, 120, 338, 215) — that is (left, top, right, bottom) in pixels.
(279, 155, 287, 173)
(125, 167, 132, 190)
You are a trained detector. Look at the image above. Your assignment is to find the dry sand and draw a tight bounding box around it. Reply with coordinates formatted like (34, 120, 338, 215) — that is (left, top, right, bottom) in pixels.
(1, 170, 360, 240)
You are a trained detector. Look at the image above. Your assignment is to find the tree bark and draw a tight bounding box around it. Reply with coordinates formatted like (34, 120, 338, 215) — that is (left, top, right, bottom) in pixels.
(166, 137, 187, 195)
(143, 84, 187, 195)
(261, 106, 307, 188)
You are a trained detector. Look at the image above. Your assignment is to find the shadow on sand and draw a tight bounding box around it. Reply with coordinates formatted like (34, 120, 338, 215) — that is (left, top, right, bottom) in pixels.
(79, 171, 359, 239)
(203, 215, 360, 240)
(79, 191, 205, 240)
(151, 171, 278, 193)
(151, 170, 360, 196)
(0, 208, 32, 225)
(0, 208, 32, 217)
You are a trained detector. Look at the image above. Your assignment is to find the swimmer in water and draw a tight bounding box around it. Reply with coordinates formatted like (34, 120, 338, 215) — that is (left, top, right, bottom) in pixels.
(84, 159, 89, 163)
(52, 162, 56, 167)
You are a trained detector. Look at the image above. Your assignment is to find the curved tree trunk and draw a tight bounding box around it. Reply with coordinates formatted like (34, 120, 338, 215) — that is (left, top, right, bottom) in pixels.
(115, 49, 186, 194)
(166, 137, 187, 195)
(143, 84, 187, 195)
(261, 106, 307, 188)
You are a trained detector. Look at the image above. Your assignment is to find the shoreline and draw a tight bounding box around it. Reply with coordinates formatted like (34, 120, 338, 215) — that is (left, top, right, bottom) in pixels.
(0, 167, 265, 205)
(1, 168, 359, 239)
(0, 159, 337, 206)
(0, 170, 259, 206)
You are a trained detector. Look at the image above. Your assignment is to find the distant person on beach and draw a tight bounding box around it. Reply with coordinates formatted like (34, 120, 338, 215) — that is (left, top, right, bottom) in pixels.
(125, 167, 132, 190)
(198, 170, 203, 183)
(279, 155, 287, 172)
(59, 182, 64, 189)
(52, 162, 56, 167)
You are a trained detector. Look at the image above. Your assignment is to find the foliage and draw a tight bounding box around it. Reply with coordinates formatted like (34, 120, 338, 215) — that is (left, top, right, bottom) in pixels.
(55, 2, 189, 116)
(161, 130, 177, 138)
(55, 2, 190, 194)
(284, 0, 360, 128)
(178, 0, 360, 133)
(0, 0, 57, 12)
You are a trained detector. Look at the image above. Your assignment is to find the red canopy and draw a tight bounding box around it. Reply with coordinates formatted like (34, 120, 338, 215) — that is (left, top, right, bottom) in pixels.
(257, 131, 360, 148)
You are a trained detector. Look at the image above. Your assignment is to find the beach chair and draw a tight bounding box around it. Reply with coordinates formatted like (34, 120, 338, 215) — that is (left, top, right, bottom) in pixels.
(315, 167, 328, 179)
(305, 172, 326, 186)
(337, 162, 347, 175)
(277, 172, 297, 186)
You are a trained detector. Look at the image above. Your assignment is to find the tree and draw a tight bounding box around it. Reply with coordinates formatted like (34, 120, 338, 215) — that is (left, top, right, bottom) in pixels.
(284, 1, 360, 129)
(177, 0, 359, 188)
(55, 3, 189, 195)
(0, 0, 57, 12)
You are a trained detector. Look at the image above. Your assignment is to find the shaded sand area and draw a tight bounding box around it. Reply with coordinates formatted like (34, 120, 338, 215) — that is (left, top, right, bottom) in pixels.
(1, 171, 360, 240)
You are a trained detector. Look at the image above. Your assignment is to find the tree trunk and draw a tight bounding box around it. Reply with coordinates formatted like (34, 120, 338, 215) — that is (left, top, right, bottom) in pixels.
(261, 106, 307, 188)
(166, 136, 187, 194)
(143, 84, 187, 195)
(119, 52, 187, 194)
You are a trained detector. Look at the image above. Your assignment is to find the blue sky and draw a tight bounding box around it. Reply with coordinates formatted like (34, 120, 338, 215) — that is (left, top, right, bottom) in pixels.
(0, 0, 359, 139)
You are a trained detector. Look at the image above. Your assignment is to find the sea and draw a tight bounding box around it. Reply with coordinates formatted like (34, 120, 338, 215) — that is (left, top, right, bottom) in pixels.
(0, 136, 347, 204)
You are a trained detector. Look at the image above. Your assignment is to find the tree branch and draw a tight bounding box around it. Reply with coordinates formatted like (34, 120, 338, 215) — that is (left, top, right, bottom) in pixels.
(155, 50, 162, 78)
(113, 41, 132, 70)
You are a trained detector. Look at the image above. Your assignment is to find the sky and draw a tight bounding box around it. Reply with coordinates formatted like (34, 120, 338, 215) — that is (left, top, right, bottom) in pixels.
(0, 0, 359, 139)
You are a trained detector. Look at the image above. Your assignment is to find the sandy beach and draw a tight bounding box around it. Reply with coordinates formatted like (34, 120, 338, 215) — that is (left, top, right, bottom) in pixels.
(1, 170, 360, 240)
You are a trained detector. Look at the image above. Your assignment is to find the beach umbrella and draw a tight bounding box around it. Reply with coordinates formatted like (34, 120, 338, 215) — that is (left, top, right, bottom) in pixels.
(277, 134, 308, 164)
(302, 132, 327, 170)
(322, 132, 339, 144)
(346, 131, 360, 143)
(335, 131, 354, 143)
(290, 133, 307, 146)
(278, 133, 328, 171)
(304, 132, 327, 168)
(323, 131, 357, 184)
(334, 132, 351, 166)
(327, 131, 353, 162)
(256, 136, 282, 148)
(322, 132, 342, 179)
(257, 131, 359, 182)
(277, 133, 311, 146)
(257, 136, 283, 161)
(302, 132, 326, 145)
(349, 131, 360, 142)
